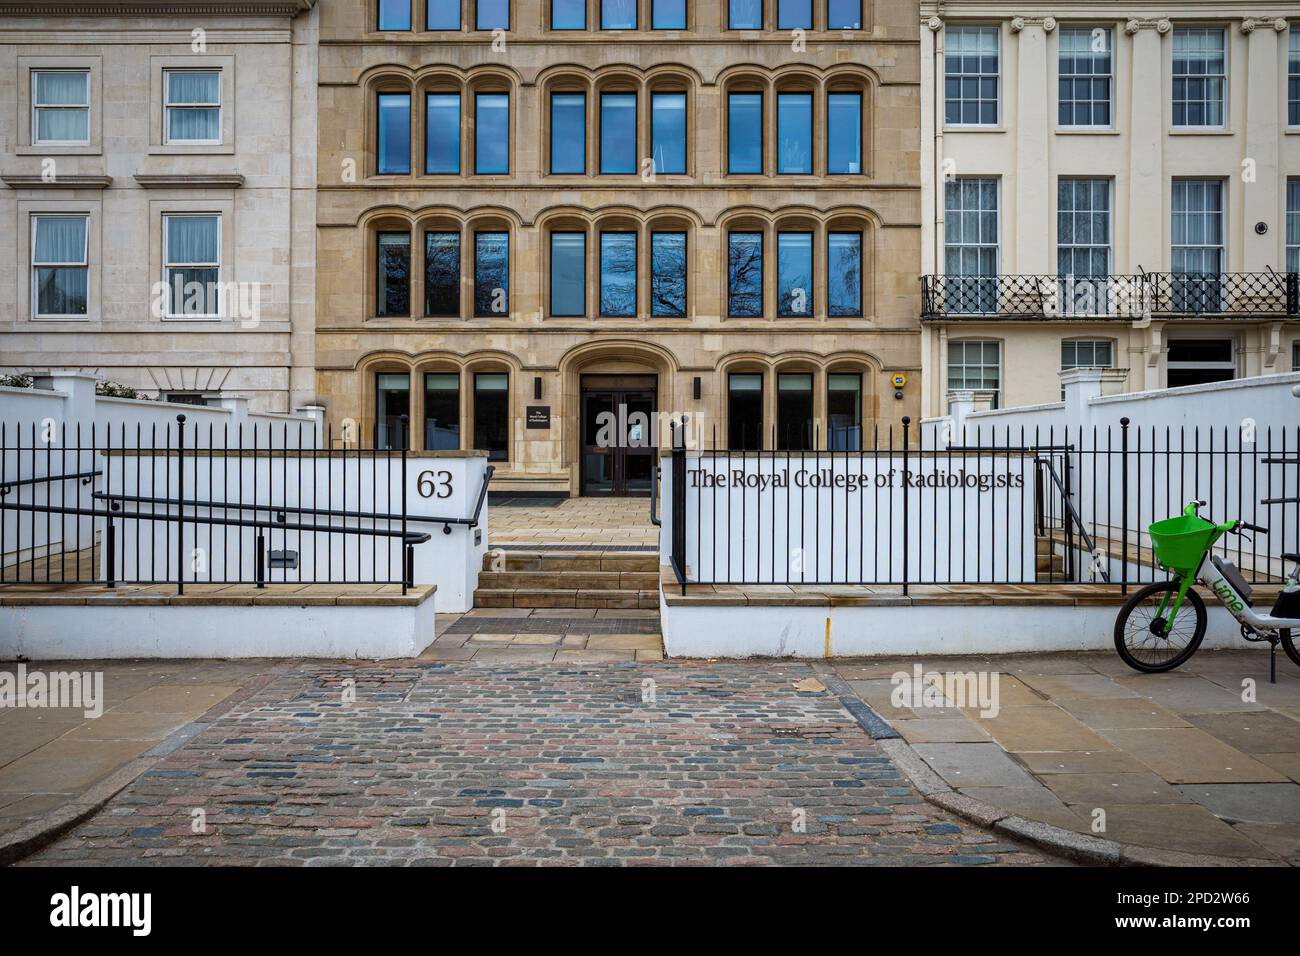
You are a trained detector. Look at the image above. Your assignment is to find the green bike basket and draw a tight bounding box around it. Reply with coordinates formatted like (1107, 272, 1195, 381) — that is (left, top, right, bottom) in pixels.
(1148, 514, 1217, 572)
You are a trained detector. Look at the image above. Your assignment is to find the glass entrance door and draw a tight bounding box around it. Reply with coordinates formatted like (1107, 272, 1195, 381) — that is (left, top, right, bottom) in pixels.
(580, 375, 657, 497)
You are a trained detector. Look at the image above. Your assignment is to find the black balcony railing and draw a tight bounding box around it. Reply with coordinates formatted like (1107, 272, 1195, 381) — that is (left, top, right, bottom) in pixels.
(920, 272, 1300, 319)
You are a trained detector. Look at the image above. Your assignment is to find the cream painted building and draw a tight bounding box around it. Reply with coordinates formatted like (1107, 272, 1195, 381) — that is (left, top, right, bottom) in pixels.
(919, 2, 1300, 416)
(0, 0, 319, 413)
(314, 0, 923, 496)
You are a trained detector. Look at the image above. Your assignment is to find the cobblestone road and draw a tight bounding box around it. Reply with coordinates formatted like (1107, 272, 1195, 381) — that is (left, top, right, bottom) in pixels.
(26, 660, 1055, 866)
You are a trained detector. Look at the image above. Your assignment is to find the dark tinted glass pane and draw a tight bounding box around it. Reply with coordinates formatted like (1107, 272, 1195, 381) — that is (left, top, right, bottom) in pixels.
(475, 93, 509, 174)
(777, 0, 811, 29)
(777, 232, 813, 316)
(550, 93, 586, 173)
(600, 92, 637, 173)
(652, 0, 686, 28)
(651, 232, 687, 316)
(552, 0, 585, 29)
(777, 374, 813, 450)
(827, 373, 861, 450)
(827, 232, 862, 316)
(424, 231, 459, 316)
(729, 0, 761, 29)
(476, 0, 509, 29)
(550, 232, 585, 316)
(728, 374, 763, 450)
(376, 232, 410, 316)
(651, 92, 686, 174)
(379, 0, 411, 30)
(474, 232, 509, 315)
(600, 233, 637, 316)
(377, 93, 410, 174)
(474, 373, 509, 460)
(427, 0, 460, 29)
(1166, 338, 1233, 363)
(777, 93, 812, 173)
(376, 373, 410, 449)
(425, 93, 460, 173)
(728, 232, 763, 316)
(424, 373, 460, 450)
(602, 0, 636, 29)
(728, 92, 762, 173)
(827, 0, 861, 29)
(827, 92, 861, 173)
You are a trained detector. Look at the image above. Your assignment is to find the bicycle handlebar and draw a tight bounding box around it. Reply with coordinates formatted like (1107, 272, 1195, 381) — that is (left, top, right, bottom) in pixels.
(1235, 521, 1270, 534)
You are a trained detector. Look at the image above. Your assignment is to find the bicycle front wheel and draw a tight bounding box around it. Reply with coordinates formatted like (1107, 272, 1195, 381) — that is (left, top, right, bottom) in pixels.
(1281, 630, 1299, 669)
(1114, 581, 1207, 673)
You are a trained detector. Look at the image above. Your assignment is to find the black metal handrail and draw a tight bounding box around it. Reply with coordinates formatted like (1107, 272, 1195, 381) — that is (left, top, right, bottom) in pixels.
(0, 469, 100, 494)
(921, 271, 1300, 319)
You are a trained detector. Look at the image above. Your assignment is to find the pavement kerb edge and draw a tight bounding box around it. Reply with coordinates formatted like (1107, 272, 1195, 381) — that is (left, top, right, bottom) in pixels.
(811, 662, 1277, 868)
(0, 660, 292, 867)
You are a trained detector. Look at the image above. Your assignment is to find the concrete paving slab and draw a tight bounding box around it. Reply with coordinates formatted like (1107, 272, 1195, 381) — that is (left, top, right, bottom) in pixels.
(965, 705, 1114, 753)
(1176, 783, 1300, 824)
(893, 717, 992, 743)
(1113, 674, 1266, 715)
(0, 738, 156, 793)
(912, 743, 1038, 788)
(1097, 727, 1289, 784)
(1016, 750, 1152, 774)
(1231, 822, 1300, 861)
(63, 710, 194, 742)
(1015, 673, 1142, 701)
(1056, 697, 1192, 730)
(1254, 752, 1300, 783)
(962, 785, 1083, 830)
(1070, 803, 1281, 859)
(1041, 772, 1193, 807)
(1184, 711, 1300, 755)
(116, 684, 243, 716)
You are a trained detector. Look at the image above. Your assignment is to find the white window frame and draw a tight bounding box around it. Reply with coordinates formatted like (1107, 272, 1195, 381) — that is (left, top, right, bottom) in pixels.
(31, 69, 90, 146)
(162, 213, 223, 320)
(1288, 28, 1299, 129)
(1057, 26, 1114, 129)
(1287, 178, 1300, 275)
(163, 69, 222, 146)
(947, 339, 1002, 408)
(30, 213, 90, 321)
(1171, 27, 1227, 130)
(944, 25, 1001, 128)
(1060, 337, 1115, 398)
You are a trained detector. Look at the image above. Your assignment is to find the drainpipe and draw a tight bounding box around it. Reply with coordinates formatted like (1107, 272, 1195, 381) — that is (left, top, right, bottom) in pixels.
(932, 9, 945, 274)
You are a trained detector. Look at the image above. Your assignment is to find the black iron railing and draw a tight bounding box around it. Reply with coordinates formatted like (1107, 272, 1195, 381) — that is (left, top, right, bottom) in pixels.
(0, 414, 442, 594)
(664, 418, 1300, 591)
(921, 272, 1300, 319)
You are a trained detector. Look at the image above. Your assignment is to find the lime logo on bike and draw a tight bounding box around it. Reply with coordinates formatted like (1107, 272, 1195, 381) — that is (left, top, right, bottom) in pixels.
(1211, 578, 1244, 613)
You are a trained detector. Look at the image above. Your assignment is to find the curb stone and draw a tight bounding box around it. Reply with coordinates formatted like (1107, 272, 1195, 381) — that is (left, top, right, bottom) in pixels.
(823, 666, 1280, 868)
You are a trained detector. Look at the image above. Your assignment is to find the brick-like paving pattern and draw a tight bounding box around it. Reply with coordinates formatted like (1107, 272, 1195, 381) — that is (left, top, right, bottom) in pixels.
(25, 661, 1054, 866)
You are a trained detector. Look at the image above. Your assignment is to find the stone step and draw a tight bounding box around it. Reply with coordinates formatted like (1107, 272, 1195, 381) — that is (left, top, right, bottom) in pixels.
(481, 550, 658, 573)
(477, 569, 659, 591)
(473, 588, 660, 610)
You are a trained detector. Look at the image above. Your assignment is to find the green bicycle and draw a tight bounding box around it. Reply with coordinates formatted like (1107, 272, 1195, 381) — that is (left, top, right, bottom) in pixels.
(1114, 500, 1300, 675)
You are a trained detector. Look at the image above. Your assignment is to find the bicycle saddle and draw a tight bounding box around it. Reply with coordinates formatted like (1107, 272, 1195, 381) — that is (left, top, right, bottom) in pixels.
(1285, 552, 1300, 565)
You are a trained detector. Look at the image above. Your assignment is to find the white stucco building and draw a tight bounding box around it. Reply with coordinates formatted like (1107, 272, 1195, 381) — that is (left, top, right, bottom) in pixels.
(919, 2, 1300, 416)
(0, 0, 319, 412)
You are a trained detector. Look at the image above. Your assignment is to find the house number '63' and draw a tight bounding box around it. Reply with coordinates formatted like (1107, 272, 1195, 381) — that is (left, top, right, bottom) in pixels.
(417, 470, 454, 499)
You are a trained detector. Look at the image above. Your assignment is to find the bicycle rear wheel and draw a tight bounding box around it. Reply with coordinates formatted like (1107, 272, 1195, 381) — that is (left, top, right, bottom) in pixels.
(1114, 581, 1207, 673)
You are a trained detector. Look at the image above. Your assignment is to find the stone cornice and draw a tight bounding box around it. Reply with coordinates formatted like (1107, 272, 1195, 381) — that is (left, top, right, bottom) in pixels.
(134, 173, 245, 188)
(0, 0, 313, 15)
(2, 173, 112, 188)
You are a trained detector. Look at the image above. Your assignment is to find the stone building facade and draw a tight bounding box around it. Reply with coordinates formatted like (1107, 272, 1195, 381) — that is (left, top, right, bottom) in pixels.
(315, 0, 922, 495)
(0, 0, 319, 413)
(919, 2, 1300, 417)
